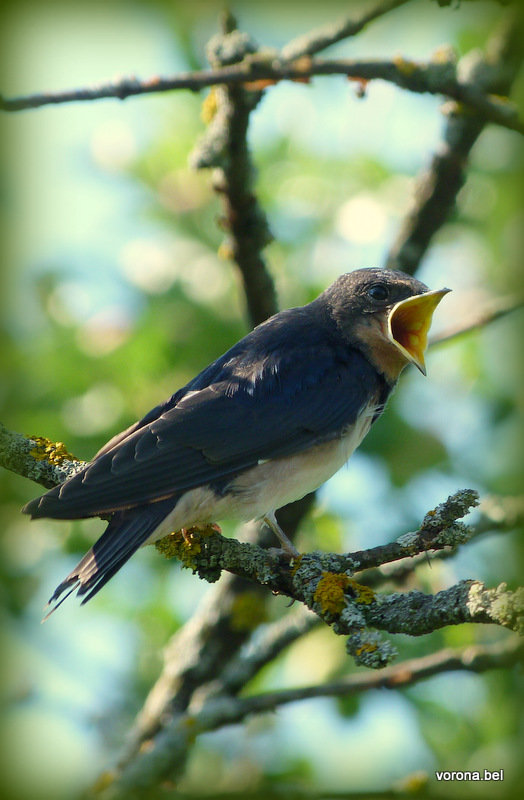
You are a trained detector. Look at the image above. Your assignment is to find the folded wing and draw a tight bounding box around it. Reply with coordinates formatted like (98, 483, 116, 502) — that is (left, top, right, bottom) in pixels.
(24, 315, 385, 521)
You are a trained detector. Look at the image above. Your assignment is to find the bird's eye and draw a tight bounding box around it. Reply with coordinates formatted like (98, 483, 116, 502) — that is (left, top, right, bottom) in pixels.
(367, 284, 389, 302)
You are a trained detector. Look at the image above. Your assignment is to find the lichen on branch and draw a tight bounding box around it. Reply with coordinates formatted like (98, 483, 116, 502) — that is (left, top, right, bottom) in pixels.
(189, 12, 277, 328)
(152, 489, 522, 668)
(0, 423, 85, 490)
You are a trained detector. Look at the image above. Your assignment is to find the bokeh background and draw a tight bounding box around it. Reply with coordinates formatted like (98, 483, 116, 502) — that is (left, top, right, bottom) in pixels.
(1, 1, 522, 798)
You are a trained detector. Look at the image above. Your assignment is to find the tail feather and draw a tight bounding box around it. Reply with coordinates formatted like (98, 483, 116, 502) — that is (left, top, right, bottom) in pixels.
(44, 498, 175, 618)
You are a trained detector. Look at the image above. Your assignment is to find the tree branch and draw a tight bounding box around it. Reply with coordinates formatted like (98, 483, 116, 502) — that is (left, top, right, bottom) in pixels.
(5, 425, 521, 647)
(106, 486, 523, 791)
(359, 491, 524, 590)
(162, 528, 523, 637)
(385, 6, 524, 274)
(121, 497, 315, 763)
(0, 423, 85, 489)
(2, 55, 522, 136)
(189, 12, 277, 327)
(114, 483, 524, 771)
(201, 636, 524, 713)
(115, 11, 295, 776)
(430, 294, 524, 346)
(101, 637, 523, 797)
(189, 606, 319, 703)
(280, 0, 411, 60)
(146, 489, 523, 656)
(125, 606, 319, 764)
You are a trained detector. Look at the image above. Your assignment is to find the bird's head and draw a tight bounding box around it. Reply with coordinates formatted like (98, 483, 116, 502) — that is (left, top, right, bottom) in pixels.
(326, 268, 450, 381)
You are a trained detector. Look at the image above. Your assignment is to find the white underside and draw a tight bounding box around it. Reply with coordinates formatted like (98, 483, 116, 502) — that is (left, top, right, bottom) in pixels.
(147, 402, 376, 543)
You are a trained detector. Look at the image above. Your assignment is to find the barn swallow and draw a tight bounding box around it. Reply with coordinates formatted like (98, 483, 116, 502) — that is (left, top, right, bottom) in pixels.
(23, 268, 449, 614)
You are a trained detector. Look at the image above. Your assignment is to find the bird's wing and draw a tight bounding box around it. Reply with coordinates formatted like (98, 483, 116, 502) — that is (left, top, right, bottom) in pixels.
(24, 340, 384, 520)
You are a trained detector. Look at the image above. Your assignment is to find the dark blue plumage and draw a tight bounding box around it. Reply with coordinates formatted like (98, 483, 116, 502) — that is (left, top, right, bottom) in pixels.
(23, 268, 439, 611)
(26, 305, 387, 519)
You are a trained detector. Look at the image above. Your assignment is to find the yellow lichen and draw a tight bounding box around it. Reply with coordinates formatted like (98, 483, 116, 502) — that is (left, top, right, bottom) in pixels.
(201, 88, 218, 124)
(92, 770, 116, 793)
(155, 527, 202, 568)
(155, 529, 184, 558)
(394, 771, 429, 794)
(431, 45, 455, 65)
(230, 591, 268, 632)
(488, 93, 511, 106)
(355, 642, 378, 656)
(292, 55, 313, 71)
(182, 715, 198, 745)
(346, 578, 376, 605)
(218, 241, 234, 261)
(290, 553, 303, 577)
(393, 55, 417, 76)
(313, 572, 350, 615)
(29, 436, 78, 465)
(446, 100, 476, 117)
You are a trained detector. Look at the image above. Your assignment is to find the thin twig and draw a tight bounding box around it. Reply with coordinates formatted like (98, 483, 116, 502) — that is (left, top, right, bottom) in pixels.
(2, 56, 523, 136)
(280, 0, 410, 60)
(359, 491, 524, 590)
(190, 12, 277, 327)
(385, 7, 524, 274)
(204, 637, 524, 712)
(122, 498, 315, 758)
(430, 295, 524, 346)
(0, 423, 85, 489)
(106, 637, 523, 796)
(197, 606, 320, 701)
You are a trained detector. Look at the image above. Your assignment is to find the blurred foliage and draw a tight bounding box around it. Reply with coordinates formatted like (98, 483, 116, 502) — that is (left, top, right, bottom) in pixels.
(0, 1, 523, 799)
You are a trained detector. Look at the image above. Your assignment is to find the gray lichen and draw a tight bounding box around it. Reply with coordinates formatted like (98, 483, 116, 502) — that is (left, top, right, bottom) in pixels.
(346, 630, 398, 669)
(420, 489, 479, 532)
(467, 582, 524, 635)
(190, 27, 263, 171)
(334, 601, 366, 631)
(431, 521, 472, 547)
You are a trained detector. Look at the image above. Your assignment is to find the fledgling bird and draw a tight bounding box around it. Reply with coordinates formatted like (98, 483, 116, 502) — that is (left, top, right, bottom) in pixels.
(23, 268, 449, 615)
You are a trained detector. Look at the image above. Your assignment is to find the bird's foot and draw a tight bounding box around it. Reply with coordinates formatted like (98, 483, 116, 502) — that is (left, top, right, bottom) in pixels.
(180, 522, 222, 543)
(266, 546, 300, 563)
(263, 513, 300, 558)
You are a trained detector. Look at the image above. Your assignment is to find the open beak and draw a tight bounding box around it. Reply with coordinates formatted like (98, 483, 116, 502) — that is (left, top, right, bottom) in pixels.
(387, 288, 450, 375)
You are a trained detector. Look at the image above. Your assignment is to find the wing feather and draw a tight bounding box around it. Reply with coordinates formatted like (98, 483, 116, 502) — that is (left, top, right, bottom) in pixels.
(24, 313, 386, 520)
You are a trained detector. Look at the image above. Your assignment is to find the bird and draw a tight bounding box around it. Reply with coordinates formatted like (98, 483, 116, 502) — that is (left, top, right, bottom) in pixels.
(23, 268, 449, 615)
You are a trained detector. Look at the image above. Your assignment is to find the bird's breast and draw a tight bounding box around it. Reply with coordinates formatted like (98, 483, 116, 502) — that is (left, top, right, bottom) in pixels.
(225, 399, 378, 517)
(147, 400, 378, 543)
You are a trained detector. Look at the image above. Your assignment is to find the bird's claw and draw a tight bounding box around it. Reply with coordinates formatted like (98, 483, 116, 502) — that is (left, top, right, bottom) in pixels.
(267, 545, 300, 561)
(181, 522, 222, 543)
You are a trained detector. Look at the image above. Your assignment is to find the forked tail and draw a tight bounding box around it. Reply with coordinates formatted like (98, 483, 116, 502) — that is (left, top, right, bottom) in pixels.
(43, 498, 175, 619)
